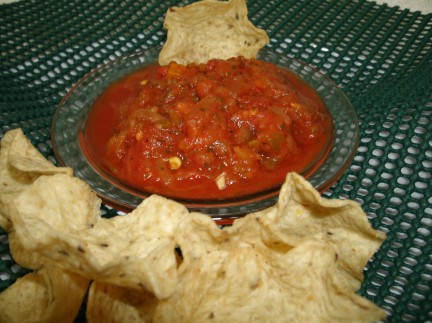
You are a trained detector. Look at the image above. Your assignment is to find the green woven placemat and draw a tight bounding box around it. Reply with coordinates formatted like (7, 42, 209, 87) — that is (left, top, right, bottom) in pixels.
(1, 0, 431, 321)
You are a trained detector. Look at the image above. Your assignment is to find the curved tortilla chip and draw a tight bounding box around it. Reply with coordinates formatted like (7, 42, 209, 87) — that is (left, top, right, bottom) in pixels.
(0, 266, 89, 323)
(159, 0, 269, 65)
(0, 128, 72, 229)
(261, 172, 386, 281)
(9, 175, 188, 299)
(7, 230, 47, 270)
(154, 240, 386, 322)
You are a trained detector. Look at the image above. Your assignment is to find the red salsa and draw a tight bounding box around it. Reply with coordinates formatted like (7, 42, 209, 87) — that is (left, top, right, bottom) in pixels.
(84, 57, 333, 200)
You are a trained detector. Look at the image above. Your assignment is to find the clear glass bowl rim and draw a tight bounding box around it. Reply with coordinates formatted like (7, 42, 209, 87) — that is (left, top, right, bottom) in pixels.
(51, 46, 360, 217)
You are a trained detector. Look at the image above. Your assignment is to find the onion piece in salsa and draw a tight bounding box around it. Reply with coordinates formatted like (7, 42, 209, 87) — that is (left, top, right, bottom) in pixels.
(84, 57, 333, 200)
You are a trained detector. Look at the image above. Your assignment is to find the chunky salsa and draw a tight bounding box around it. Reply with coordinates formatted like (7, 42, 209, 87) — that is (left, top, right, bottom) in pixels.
(84, 57, 333, 200)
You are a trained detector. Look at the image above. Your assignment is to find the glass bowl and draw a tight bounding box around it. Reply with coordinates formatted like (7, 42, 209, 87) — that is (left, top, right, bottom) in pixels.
(51, 46, 359, 218)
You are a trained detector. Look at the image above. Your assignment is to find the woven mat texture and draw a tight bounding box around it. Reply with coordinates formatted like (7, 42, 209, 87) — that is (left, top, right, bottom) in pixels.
(1, 0, 431, 321)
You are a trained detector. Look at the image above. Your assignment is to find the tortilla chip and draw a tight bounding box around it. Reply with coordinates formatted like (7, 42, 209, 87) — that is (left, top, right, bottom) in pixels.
(6, 170, 386, 322)
(84, 180, 385, 322)
(9, 173, 101, 236)
(87, 282, 158, 323)
(0, 211, 9, 231)
(154, 240, 386, 322)
(159, 0, 269, 65)
(228, 173, 386, 284)
(0, 128, 72, 228)
(78, 195, 188, 299)
(7, 230, 47, 270)
(0, 266, 89, 323)
(149, 193, 387, 322)
(9, 174, 188, 299)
